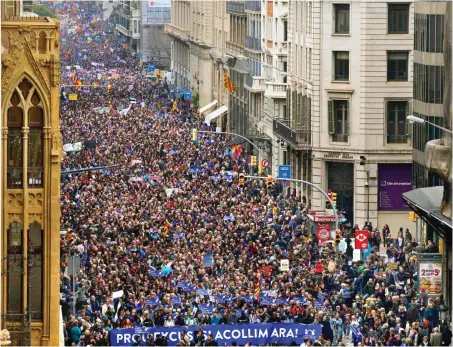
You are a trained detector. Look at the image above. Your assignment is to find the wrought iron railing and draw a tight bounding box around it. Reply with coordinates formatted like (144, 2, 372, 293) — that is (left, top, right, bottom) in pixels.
(245, 36, 261, 51)
(226, 1, 245, 14)
(273, 119, 311, 149)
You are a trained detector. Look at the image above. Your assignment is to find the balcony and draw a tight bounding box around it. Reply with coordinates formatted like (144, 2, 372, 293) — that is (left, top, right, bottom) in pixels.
(264, 82, 287, 98)
(278, 42, 288, 55)
(245, 36, 261, 52)
(164, 23, 189, 41)
(273, 119, 311, 149)
(245, 0, 261, 12)
(245, 75, 265, 92)
(116, 24, 131, 37)
(226, 41, 245, 57)
(226, 1, 246, 15)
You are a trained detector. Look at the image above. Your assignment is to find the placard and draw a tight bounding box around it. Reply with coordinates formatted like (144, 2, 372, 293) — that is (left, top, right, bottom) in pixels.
(112, 290, 124, 299)
(279, 259, 289, 272)
(68, 93, 78, 100)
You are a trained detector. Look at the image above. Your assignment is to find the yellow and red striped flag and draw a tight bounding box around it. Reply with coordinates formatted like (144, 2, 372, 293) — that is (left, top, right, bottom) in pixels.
(223, 71, 236, 94)
(172, 98, 178, 111)
(73, 72, 82, 91)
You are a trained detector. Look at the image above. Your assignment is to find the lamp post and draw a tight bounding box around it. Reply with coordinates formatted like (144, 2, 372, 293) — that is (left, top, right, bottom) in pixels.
(438, 296, 449, 323)
(407, 115, 453, 134)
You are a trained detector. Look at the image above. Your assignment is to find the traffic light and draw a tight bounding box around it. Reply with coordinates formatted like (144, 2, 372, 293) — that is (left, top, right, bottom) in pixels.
(266, 175, 274, 191)
(192, 128, 198, 144)
(250, 156, 257, 167)
(238, 173, 245, 187)
(335, 229, 341, 246)
(326, 189, 332, 209)
(331, 192, 337, 208)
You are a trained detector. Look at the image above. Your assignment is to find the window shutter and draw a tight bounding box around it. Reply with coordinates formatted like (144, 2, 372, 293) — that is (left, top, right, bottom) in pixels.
(301, 95, 306, 127)
(328, 100, 334, 134)
(344, 101, 349, 135)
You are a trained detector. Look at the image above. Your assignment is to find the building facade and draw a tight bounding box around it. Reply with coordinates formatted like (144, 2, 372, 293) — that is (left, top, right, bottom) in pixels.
(282, 0, 415, 233)
(404, 0, 452, 312)
(140, 0, 171, 68)
(1, 3, 62, 345)
(115, 0, 141, 52)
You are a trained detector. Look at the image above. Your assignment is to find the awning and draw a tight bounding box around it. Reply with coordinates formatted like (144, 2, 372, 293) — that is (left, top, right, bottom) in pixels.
(199, 100, 217, 115)
(204, 105, 228, 125)
(402, 186, 452, 240)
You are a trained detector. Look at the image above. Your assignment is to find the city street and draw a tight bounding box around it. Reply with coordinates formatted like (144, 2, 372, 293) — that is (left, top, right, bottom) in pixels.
(51, 1, 451, 347)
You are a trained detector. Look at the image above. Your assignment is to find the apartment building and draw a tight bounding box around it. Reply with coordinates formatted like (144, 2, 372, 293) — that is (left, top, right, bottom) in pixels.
(245, 1, 272, 164)
(115, 0, 141, 52)
(283, 0, 414, 232)
(140, 0, 171, 68)
(262, 0, 290, 173)
(165, 1, 229, 115)
(226, 1, 249, 138)
(403, 0, 452, 310)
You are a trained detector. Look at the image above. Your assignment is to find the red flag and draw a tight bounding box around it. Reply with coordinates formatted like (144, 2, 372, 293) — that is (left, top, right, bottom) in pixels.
(355, 230, 370, 250)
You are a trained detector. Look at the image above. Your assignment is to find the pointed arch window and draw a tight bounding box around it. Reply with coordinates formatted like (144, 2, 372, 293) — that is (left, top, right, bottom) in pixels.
(7, 222, 23, 313)
(28, 91, 44, 188)
(7, 91, 23, 188)
(6, 78, 45, 189)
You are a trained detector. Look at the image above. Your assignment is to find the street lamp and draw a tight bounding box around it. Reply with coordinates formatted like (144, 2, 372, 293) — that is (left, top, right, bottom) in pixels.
(407, 115, 453, 134)
(438, 296, 449, 322)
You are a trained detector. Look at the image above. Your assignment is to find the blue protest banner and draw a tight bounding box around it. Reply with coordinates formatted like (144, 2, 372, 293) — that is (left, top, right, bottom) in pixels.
(203, 254, 214, 267)
(314, 301, 325, 308)
(109, 323, 322, 346)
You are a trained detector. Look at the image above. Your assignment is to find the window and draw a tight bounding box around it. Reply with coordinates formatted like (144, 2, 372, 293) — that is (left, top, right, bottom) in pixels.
(8, 222, 23, 314)
(29, 222, 43, 320)
(328, 100, 349, 142)
(28, 91, 44, 188)
(334, 51, 349, 81)
(334, 4, 350, 34)
(387, 101, 408, 143)
(414, 63, 444, 104)
(283, 20, 288, 41)
(387, 51, 408, 81)
(7, 91, 23, 189)
(388, 4, 410, 34)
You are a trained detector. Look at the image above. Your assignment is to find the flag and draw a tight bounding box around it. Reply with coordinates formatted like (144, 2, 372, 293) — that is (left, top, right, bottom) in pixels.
(254, 274, 262, 300)
(172, 98, 178, 111)
(89, 27, 94, 33)
(223, 72, 236, 94)
(73, 72, 82, 91)
(65, 49, 71, 61)
(71, 7, 76, 14)
(231, 145, 243, 159)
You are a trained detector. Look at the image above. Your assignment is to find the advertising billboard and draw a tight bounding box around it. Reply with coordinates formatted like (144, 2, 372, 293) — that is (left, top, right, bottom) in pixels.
(378, 164, 412, 211)
(417, 253, 443, 295)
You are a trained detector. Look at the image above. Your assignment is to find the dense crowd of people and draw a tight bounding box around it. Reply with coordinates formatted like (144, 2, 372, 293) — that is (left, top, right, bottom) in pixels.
(56, 2, 452, 347)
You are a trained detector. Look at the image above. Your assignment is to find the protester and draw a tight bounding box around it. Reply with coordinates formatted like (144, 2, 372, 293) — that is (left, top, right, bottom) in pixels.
(54, 2, 450, 347)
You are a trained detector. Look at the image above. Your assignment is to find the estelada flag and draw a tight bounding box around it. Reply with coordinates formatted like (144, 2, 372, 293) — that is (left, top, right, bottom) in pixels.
(355, 230, 370, 250)
(172, 98, 178, 111)
(231, 144, 243, 159)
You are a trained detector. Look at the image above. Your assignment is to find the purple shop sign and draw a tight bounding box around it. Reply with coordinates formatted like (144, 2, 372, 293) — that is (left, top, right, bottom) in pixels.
(378, 164, 412, 211)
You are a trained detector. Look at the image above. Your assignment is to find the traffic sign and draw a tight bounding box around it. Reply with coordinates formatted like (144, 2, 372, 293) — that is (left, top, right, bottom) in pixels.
(262, 159, 269, 168)
(278, 165, 291, 179)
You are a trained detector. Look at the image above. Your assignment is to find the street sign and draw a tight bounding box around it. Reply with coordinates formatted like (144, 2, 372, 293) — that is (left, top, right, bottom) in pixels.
(262, 159, 269, 168)
(355, 230, 370, 249)
(184, 91, 192, 101)
(148, 65, 155, 73)
(278, 165, 291, 179)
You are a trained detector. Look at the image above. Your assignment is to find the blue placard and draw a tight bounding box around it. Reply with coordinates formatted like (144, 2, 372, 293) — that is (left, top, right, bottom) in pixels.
(184, 91, 192, 101)
(109, 323, 322, 346)
(278, 165, 291, 180)
(203, 254, 214, 267)
(148, 65, 155, 73)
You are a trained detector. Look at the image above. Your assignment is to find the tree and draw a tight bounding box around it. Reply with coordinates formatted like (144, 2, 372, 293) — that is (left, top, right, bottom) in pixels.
(33, 4, 57, 18)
